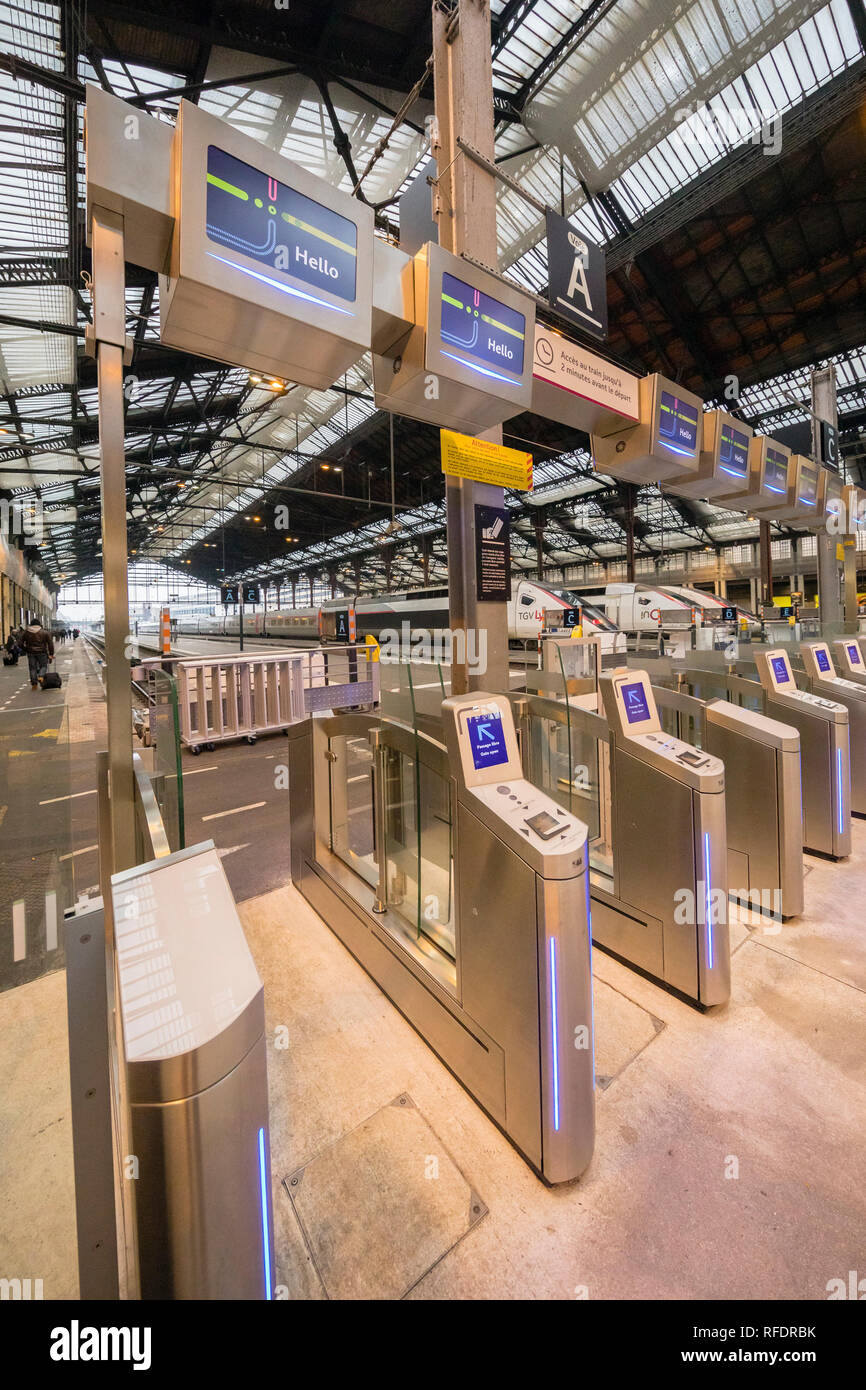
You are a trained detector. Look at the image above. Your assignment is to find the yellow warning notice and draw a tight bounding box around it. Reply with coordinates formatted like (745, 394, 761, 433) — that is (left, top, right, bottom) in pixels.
(440, 429, 533, 491)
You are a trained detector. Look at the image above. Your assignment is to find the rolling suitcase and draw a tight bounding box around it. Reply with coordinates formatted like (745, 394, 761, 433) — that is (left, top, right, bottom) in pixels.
(3, 652, 17, 666)
(41, 670, 62, 689)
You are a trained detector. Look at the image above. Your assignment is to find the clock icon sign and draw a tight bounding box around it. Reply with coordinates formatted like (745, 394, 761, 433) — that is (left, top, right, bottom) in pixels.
(535, 335, 554, 366)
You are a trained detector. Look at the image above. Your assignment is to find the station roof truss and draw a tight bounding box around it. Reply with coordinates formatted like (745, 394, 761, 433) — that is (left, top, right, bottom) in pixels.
(1, 0, 865, 597)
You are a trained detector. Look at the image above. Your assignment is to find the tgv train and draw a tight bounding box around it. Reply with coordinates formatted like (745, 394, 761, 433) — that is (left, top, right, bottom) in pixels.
(157, 578, 627, 654)
(578, 582, 756, 637)
(658, 583, 762, 636)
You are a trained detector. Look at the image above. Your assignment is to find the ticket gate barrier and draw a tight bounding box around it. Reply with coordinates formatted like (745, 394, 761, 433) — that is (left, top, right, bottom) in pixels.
(833, 637, 866, 686)
(651, 685, 804, 920)
(599, 668, 730, 1005)
(752, 649, 851, 859)
(534, 637, 804, 922)
(676, 651, 851, 860)
(524, 632, 603, 707)
(287, 696, 595, 1183)
(509, 667, 730, 1007)
(800, 642, 866, 816)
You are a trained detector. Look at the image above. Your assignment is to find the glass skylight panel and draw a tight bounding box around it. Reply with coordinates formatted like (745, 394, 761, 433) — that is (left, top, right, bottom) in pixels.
(493, 0, 859, 276)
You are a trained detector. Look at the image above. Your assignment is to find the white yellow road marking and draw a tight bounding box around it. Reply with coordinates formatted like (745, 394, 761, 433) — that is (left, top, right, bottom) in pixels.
(202, 801, 266, 821)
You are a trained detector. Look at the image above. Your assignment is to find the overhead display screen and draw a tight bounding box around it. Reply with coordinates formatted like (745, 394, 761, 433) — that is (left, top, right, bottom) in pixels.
(764, 445, 789, 494)
(798, 466, 819, 504)
(621, 681, 651, 724)
(719, 424, 750, 477)
(816, 649, 832, 673)
(770, 655, 791, 685)
(658, 392, 699, 456)
(206, 145, 358, 306)
(467, 710, 509, 770)
(440, 271, 526, 382)
(847, 643, 862, 667)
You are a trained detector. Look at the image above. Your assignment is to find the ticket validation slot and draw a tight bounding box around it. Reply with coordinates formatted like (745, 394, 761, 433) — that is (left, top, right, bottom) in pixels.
(801, 642, 866, 815)
(287, 697, 594, 1184)
(753, 649, 851, 858)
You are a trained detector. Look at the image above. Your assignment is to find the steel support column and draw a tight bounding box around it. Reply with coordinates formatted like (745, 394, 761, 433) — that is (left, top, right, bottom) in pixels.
(534, 510, 545, 580)
(759, 520, 773, 607)
(812, 366, 844, 626)
(434, 0, 510, 694)
(91, 206, 136, 875)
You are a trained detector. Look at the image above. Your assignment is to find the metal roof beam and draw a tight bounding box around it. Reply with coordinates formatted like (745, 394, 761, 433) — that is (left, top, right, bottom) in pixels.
(605, 54, 866, 273)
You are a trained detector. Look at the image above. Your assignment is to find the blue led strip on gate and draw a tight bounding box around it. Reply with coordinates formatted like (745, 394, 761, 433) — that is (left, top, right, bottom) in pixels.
(704, 832, 714, 970)
(206, 251, 355, 316)
(837, 748, 844, 836)
(658, 439, 696, 458)
(549, 937, 561, 1132)
(258, 1127, 272, 1300)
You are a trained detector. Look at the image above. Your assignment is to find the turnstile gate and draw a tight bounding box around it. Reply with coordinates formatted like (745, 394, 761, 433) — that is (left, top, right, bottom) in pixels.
(653, 651, 851, 861)
(650, 686, 804, 920)
(509, 664, 730, 1008)
(287, 696, 595, 1183)
(801, 641, 866, 817)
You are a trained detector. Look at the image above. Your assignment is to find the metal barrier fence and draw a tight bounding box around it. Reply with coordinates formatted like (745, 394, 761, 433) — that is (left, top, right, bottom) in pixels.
(138, 644, 379, 753)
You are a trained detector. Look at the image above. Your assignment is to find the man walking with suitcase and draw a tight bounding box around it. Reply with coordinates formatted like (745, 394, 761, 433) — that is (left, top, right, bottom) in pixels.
(21, 619, 55, 690)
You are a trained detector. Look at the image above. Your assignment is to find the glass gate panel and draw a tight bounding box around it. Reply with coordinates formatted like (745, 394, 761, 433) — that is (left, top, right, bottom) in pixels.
(380, 745, 456, 962)
(318, 716, 457, 988)
(148, 666, 185, 852)
(521, 698, 612, 891)
(657, 698, 704, 750)
(417, 757, 454, 960)
(327, 732, 377, 889)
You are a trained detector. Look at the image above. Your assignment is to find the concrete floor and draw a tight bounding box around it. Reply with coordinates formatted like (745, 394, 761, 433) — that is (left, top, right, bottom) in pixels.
(2, 820, 865, 1300)
(245, 826, 866, 1301)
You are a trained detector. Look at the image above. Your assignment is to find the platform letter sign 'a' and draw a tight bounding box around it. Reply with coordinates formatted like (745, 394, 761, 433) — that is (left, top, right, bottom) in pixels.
(221, 583, 239, 606)
(545, 209, 608, 342)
